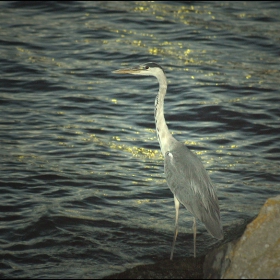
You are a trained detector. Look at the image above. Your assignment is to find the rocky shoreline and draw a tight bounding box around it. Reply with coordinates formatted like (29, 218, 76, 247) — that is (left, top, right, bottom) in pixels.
(104, 195, 280, 279)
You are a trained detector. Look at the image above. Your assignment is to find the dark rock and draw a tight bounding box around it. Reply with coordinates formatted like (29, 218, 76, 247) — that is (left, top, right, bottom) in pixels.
(203, 240, 238, 279)
(104, 256, 205, 279)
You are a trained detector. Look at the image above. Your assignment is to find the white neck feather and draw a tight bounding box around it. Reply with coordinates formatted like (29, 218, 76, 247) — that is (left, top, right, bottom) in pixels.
(154, 76, 176, 156)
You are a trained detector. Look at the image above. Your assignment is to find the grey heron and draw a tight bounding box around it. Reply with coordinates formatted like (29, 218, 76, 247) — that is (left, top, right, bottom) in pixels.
(113, 62, 223, 260)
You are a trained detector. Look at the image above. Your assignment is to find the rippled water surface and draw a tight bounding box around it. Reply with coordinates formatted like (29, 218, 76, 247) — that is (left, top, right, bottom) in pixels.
(1, 1, 279, 278)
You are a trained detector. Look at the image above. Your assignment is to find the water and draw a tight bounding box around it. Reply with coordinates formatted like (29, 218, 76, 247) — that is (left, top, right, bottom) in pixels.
(0, 1, 279, 278)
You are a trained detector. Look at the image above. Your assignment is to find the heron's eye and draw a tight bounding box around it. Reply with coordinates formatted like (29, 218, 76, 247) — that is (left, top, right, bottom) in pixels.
(145, 66, 149, 70)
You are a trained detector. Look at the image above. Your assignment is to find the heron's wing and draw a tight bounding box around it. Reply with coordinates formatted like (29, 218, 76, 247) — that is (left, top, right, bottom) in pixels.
(164, 142, 223, 239)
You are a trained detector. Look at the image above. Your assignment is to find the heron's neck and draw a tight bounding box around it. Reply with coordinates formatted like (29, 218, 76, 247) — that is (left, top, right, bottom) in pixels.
(154, 82, 175, 156)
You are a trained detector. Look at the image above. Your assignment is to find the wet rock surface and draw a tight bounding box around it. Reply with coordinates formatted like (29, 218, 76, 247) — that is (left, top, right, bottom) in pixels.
(104, 256, 205, 279)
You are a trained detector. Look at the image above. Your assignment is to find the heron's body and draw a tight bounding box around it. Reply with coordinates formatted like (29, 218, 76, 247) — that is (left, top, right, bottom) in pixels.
(113, 62, 223, 259)
(164, 142, 223, 238)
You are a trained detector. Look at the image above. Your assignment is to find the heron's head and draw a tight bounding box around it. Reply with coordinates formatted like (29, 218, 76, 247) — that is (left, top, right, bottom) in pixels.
(113, 62, 165, 78)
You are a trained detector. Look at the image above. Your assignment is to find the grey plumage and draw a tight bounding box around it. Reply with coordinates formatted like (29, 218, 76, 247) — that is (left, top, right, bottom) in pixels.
(165, 142, 223, 239)
(113, 62, 223, 259)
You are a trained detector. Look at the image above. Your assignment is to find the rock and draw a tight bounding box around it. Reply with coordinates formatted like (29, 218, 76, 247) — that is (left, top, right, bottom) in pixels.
(204, 195, 280, 279)
(105, 196, 280, 279)
(222, 195, 280, 279)
(104, 257, 205, 279)
(203, 239, 238, 279)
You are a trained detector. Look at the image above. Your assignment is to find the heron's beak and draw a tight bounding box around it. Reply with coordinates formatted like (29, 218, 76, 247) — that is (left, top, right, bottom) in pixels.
(112, 67, 142, 74)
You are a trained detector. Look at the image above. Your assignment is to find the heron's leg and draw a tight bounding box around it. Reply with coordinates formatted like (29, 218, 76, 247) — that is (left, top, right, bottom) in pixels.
(193, 217, 196, 258)
(170, 195, 180, 260)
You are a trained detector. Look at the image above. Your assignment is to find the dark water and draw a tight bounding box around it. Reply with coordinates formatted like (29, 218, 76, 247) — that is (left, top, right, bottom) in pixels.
(1, 1, 279, 278)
